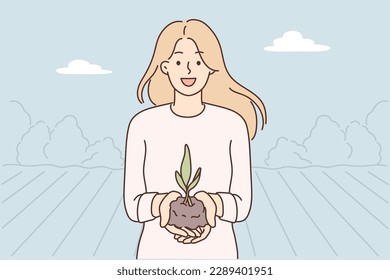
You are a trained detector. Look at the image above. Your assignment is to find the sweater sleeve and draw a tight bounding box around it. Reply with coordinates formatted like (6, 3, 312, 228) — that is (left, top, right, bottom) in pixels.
(217, 115, 252, 223)
(123, 114, 157, 223)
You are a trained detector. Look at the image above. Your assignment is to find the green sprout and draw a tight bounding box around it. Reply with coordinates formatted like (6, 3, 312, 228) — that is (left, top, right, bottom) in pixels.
(175, 144, 202, 206)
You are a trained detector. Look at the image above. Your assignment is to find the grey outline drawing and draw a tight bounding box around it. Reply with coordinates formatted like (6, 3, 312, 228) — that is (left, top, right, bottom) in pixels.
(42, 114, 91, 160)
(10, 100, 32, 127)
(5, 99, 388, 171)
(264, 100, 388, 169)
(6, 100, 124, 170)
(365, 100, 388, 126)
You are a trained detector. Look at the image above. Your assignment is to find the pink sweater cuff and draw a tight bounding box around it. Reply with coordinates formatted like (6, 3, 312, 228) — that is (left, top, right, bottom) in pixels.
(217, 192, 237, 222)
(137, 192, 158, 222)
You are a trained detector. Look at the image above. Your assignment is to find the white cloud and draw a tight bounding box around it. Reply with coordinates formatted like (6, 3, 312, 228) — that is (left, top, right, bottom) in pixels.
(264, 31, 330, 52)
(56, 59, 112, 75)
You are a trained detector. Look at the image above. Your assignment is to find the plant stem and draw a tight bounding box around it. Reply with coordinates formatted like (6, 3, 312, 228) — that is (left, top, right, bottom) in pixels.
(184, 190, 193, 206)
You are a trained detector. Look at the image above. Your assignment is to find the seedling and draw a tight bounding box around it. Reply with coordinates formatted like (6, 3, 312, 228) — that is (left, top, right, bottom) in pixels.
(168, 144, 207, 229)
(175, 144, 202, 206)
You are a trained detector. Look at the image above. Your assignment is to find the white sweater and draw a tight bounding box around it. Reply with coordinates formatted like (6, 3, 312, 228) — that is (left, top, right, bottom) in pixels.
(124, 103, 252, 259)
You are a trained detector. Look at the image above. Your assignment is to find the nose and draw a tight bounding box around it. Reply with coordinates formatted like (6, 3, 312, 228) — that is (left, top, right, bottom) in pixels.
(186, 61, 191, 75)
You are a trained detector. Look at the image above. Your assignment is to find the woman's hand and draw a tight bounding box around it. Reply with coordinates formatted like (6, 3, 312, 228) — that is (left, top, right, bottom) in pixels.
(152, 191, 224, 243)
(174, 225, 211, 244)
(174, 191, 224, 244)
(152, 191, 193, 237)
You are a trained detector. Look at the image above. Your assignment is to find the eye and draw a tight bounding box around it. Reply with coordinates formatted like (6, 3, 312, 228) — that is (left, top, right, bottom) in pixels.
(196, 61, 201, 66)
(176, 61, 181, 66)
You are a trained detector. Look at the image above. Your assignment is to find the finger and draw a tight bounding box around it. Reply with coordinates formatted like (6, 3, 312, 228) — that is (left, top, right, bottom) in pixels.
(181, 227, 196, 237)
(193, 228, 201, 237)
(165, 225, 188, 236)
(159, 192, 181, 227)
(195, 192, 216, 227)
(183, 237, 194, 244)
(177, 236, 186, 243)
(191, 225, 211, 244)
(174, 235, 181, 240)
(191, 226, 211, 244)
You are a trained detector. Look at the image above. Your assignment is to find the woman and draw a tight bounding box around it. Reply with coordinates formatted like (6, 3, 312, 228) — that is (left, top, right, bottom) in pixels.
(123, 19, 266, 259)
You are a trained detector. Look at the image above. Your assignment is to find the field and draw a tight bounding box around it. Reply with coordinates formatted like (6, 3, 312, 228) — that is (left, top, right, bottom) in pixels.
(0, 164, 388, 259)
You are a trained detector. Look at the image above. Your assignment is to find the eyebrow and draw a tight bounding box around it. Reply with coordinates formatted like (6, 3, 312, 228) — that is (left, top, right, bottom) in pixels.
(173, 51, 204, 55)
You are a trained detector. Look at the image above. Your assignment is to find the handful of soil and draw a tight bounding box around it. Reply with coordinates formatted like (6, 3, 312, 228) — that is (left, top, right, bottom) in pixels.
(168, 144, 207, 229)
(168, 197, 207, 229)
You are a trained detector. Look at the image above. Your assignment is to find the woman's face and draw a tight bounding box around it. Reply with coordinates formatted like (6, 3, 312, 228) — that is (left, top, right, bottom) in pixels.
(161, 38, 214, 96)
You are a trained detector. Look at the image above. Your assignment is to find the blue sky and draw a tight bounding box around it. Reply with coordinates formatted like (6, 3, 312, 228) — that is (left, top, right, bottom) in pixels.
(1, 0, 389, 166)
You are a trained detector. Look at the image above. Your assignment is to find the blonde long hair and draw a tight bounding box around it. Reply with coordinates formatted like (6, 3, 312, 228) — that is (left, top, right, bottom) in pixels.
(137, 19, 267, 139)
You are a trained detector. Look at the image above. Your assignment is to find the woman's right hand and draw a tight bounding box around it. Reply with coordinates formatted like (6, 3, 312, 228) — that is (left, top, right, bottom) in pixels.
(152, 191, 193, 237)
(152, 191, 222, 243)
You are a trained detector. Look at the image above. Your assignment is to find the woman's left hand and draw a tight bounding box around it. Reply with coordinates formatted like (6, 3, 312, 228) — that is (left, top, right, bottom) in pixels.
(174, 191, 223, 244)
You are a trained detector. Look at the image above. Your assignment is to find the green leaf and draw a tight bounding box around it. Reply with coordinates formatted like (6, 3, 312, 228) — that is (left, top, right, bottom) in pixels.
(188, 167, 201, 191)
(180, 144, 191, 185)
(175, 171, 187, 192)
(193, 167, 201, 181)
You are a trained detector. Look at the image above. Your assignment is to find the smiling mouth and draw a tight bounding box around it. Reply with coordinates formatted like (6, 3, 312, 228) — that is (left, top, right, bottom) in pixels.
(181, 78, 196, 87)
